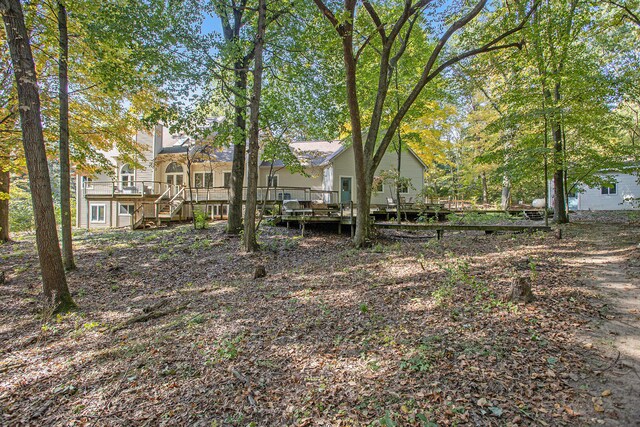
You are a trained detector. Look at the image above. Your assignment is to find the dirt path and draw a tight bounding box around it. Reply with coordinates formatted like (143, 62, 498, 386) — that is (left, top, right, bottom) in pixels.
(565, 220, 640, 426)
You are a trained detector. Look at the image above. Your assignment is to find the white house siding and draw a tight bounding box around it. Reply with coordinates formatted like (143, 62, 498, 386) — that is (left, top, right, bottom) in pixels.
(577, 173, 639, 210)
(259, 166, 324, 189)
(329, 145, 425, 205)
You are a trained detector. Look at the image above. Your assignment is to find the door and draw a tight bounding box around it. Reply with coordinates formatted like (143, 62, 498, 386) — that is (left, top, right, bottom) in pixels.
(166, 174, 184, 187)
(340, 177, 352, 204)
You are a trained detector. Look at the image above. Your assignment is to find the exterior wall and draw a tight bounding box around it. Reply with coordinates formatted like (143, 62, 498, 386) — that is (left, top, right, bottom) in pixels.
(577, 173, 639, 210)
(329, 145, 425, 205)
(155, 157, 236, 188)
(258, 165, 324, 189)
(133, 129, 156, 183)
(77, 171, 114, 228)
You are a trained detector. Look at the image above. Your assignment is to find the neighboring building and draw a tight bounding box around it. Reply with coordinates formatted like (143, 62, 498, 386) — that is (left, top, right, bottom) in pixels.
(76, 126, 427, 229)
(574, 172, 639, 210)
(548, 170, 639, 211)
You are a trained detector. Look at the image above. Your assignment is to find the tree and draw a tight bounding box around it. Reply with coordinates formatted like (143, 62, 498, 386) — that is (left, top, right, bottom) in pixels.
(243, 0, 266, 252)
(1, 0, 75, 311)
(313, 0, 538, 246)
(212, 0, 256, 235)
(57, 0, 74, 270)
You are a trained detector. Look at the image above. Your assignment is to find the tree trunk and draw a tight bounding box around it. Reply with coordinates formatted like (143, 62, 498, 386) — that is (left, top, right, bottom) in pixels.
(226, 69, 247, 234)
(58, 1, 74, 270)
(1, 0, 75, 311)
(243, 0, 266, 253)
(481, 172, 488, 205)
(396, 136, 402, 224)
(551, 83, 568, 223)
(501, 173, 511, 210)
(0, 168, 9, 242)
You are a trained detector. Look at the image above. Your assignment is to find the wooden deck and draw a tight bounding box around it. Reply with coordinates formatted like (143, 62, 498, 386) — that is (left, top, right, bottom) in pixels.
(374, 222, 552, 239)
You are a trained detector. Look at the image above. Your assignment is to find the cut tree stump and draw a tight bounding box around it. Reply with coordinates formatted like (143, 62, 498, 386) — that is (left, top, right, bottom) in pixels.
(254, 265, 266, 279)
(507, 276, 535, 303)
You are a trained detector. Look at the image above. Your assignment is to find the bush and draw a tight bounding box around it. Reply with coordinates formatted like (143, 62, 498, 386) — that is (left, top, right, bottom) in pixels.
(193, 209, 209, 229)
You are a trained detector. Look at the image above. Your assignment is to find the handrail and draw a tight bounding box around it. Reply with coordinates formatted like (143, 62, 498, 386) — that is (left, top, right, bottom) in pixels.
(155, 186, 172, 204)
(131, 204, 145, 230)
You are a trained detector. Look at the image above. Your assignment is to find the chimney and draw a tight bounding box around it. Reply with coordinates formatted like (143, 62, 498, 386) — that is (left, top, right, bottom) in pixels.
(153, 124, 164, 156)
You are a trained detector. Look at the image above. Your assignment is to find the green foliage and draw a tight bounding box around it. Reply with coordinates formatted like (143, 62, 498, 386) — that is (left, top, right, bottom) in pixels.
(193, 209, 209, 230)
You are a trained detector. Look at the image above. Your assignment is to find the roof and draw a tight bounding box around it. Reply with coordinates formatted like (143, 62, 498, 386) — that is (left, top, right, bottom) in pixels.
(260, 140, 344, 168)
(158, 143, 235, 162)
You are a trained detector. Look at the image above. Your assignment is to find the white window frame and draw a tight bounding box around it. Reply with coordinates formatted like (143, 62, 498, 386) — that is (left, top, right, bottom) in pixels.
(223, 171, 232, 188)
(399, 180, 410, 194)
(267, 174, 279, 188)
(601, 183, 617, 195)
(194, 172, 214, 188)
(90, 203, 106, 223)
(120, 165, 135, 186)
(373, 181, 384, 193)
(119, 204, 135, 216)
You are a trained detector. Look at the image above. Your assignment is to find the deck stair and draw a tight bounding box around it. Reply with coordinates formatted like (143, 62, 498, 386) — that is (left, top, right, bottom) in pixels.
(523, 210, 544, 221)
(155, 186, 185, 222)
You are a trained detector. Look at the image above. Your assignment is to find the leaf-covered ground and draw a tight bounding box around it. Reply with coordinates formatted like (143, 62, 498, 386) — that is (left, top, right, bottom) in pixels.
(0, 212, 638, 426)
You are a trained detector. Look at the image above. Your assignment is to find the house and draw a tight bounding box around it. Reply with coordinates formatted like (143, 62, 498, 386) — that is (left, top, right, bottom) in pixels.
(573, 172, 639, 210)
(547, 170, 639, 211)
(76, 126, 427, 229)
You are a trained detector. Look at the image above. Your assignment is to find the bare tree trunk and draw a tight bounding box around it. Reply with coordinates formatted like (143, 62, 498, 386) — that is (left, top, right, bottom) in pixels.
(243, 0, 266, 252)
(1, 0, 75, 311)
(0, 168, 9, 242)
(227, 67, 248, 234)
(58, 1, 74, 270)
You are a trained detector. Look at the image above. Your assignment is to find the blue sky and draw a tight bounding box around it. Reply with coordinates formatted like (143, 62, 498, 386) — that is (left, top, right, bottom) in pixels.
(202, 11, 222, 35)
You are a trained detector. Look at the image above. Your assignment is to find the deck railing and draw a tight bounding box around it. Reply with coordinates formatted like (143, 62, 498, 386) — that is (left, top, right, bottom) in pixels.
(85, 181, 339, 204)
(83, 181, 176, 198)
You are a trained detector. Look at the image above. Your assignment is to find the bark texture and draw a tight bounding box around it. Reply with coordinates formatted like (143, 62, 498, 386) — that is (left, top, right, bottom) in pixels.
(226, 66, 248, 234)
(243, 0, 266, 252)
(0, 168, 8, 242)
(551, 83, 568, 224)
(58, 1, 74, 270)
(1, 0, 75, 311)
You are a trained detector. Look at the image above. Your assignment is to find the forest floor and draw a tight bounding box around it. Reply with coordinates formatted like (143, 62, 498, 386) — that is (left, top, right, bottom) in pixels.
(0, 211, 639, 426)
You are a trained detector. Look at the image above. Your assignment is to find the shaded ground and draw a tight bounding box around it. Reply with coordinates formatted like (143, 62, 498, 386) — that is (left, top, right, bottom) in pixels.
(0, 211, 638, 426)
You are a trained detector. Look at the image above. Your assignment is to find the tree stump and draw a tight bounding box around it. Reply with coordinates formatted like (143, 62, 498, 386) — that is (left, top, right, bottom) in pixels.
(253, 265, 266, 279)
(507, 276, 534, 303)
(555, 228, 562, 240)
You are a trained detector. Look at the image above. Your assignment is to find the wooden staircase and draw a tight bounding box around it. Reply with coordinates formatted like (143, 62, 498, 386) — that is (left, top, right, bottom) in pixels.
(523, 210, 544, 221)
(155, 187, 185, 222)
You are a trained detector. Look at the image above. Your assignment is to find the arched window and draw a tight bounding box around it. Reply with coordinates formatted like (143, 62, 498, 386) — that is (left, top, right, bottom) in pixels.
(165, 162, 183, 173)
(120, 164, 134, 186)
(165, 162, 184, 186)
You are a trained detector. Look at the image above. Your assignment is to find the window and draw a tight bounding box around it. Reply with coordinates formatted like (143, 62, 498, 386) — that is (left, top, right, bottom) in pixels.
(208, 204, 228, 217)
(119, 204, 135, 216)
(194, 172, 213, 188)
(90, 204, 105, 223)
(601, 184, 617, 195)
(166, 162, 184, 186)
(267, 175, 278, 188)
(223, 172, 232, 188)
(399, 181, 409, 194)
(121, 164, 134, 186)
(373, 181, 383, 193)
(81, 176, 93, 189)
(165, 162, 183, 173)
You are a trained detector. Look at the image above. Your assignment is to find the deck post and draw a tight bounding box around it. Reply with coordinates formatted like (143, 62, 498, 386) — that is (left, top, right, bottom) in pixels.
(437, 229, 443, 240)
